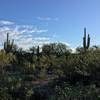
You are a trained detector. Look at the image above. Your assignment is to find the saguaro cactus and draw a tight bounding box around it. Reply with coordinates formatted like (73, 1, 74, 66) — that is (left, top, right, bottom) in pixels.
(83, 28, 90, 52)
(37, 46, 40, 56)
(4, 33, 14, 53)
(37, 46, 40, 61)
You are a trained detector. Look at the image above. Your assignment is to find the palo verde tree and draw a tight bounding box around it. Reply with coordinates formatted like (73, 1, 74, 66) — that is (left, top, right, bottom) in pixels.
(83, 28, 90, 52)
(4, 33, 14, 53)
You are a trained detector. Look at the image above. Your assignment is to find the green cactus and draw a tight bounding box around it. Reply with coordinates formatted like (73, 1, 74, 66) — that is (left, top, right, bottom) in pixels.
(83, 28, 90, 52)
(4, 33, 14, 53)
(37, 46, 40, 56)
(37, 46, 40, 61)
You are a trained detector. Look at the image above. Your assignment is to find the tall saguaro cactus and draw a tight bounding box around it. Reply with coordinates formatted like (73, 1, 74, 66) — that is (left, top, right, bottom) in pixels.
(37, 46, 40, 61)
(37, 46, 40, 56)
(4, 33, 14, 53)
(83, 28, 90, 52)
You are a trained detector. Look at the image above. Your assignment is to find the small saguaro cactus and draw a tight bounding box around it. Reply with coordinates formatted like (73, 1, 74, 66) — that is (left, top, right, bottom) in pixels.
(4, 33, 14, 53)
(83, 28, 90, 52)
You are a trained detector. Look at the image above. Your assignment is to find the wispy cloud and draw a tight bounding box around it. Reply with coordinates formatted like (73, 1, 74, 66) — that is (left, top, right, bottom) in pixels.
(37, 17, 51, 21)
(0, 20, 51, 49)
(33, 37, 50, 41)
(16, 37, 33, 49)
(0, 20, 70, 50)
(0, 20, 14, 25)
(61, 41, 70, 46)
(15, 37, 51, 49)
(14, 25, 48, 34)
(36, 29, 48, 33)
(37, 17, 59, 21)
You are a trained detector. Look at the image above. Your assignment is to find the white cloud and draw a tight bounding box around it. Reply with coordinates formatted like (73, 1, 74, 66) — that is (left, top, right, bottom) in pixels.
(0, 21, 50, 50)
(14, 25, 48, 34)
(16, 37, 33, 49)
(36, 29, 48, 33)
(0, 20, 14, 25)
(16, 37, 51, 50)
(37, 17, 59, 21)
(0, 20, 71, 50)
(32, 37, 51, 47)
(71, 48, 76, 53)
(34, 37, 50, 41)
(33, 41, 51, 47)
(37, 17, 51, 21)
(61, 41, 70, 46)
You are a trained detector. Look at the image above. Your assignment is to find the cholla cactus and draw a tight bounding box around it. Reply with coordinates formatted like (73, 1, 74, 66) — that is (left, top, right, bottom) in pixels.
(83, 28, 90, 52)
(4, 33, 14, 53)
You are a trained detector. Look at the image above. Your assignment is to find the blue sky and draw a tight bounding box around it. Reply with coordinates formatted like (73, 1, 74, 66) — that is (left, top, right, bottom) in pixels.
(0, 0, 100, 49)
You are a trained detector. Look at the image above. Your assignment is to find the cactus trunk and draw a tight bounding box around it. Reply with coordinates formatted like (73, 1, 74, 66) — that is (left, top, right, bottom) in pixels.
(83, 28, 90, 52)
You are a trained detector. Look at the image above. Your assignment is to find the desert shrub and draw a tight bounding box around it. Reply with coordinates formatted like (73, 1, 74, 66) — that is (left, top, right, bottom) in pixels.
(50, 82, 100, 100)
